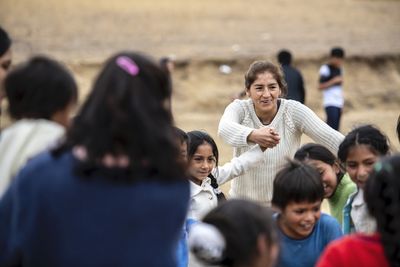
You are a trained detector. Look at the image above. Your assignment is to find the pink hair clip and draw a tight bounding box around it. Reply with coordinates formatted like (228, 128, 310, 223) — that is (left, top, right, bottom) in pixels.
(116, 56, 139, 76)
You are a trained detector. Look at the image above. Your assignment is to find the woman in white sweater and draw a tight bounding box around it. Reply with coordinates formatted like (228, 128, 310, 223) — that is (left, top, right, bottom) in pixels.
(218, 60, 344, 205)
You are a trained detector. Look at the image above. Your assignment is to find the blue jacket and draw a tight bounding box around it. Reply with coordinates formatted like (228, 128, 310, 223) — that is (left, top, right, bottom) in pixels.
(0, 151, 190, 267)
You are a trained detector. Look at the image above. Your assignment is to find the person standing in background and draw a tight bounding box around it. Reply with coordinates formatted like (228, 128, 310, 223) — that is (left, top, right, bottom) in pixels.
(278, 49, 305, 104)
(318, 47, 345, 131)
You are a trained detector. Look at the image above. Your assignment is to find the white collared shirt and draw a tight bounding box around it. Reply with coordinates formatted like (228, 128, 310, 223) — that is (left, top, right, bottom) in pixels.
(188, 178, 218, 221)
(351, 189, 376, 234)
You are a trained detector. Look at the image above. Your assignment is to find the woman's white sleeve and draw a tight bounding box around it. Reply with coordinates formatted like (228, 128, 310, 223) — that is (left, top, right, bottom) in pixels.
(218, 101, 254, 147)
(212, 145, 264, 185)
(293, 103, 344, 154)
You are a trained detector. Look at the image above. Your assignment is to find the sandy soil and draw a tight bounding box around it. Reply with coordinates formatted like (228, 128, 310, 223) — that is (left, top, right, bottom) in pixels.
(1, 0, 400, 195)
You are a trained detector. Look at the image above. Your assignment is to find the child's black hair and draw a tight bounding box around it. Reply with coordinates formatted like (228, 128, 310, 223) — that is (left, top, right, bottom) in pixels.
(277, 49, 292, 66)
(272, 160, 324, 209)
(173, 126, 188, 146)
(187, 130, 226, 202)
(0, 26, 12, 57)
(295, 143, 345, 187)
(4, 56, 78, 120)
(202, 199, 278, 267)
(330, 47, 345, 58)
(365, 155, 400, 267)
(53, 51, 184, 182)
(338, 124, 389, 163)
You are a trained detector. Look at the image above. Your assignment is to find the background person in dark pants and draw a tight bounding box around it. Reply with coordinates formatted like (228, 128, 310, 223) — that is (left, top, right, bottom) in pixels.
(278, 49, 305, 104)
(318, 47, 345, 131)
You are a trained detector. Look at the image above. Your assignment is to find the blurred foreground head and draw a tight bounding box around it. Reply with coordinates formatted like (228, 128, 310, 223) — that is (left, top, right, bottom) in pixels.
(189, 199, 279, 267)
(4, 55, 78, 127)
(365, 154, 400, 267)
(62, 51, 182, 181)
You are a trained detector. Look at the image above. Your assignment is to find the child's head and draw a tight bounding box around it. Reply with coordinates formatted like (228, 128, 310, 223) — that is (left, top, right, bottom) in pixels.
(294, 143, 344, 199)
(330, 47, 345, 58)
(365, 155, 400, 267)
(4, 56, 78, 127)
(272, 160, 324, 239)
(244, 60, 288, 97)
(186, 130, 218, 184)
(338, 124, 389, 189)
(189, 199, 279, 267)
(329, 47, 345, 67)
(173, 126, 188, 162)
(61, 51, 182, 181)
(277, 49, 292, 66)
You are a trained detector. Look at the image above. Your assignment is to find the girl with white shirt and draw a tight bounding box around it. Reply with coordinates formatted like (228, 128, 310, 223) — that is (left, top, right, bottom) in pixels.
(338, 125, 390, 234)
(186, 130, 265, 221)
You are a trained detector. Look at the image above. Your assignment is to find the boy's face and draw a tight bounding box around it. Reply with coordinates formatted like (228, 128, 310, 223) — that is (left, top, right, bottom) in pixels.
(330, 57, 343, 67)
(278, 200, 322, 239)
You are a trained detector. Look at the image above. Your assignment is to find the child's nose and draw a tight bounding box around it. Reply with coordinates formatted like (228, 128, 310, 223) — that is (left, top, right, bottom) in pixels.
(201, 160, 211, 168)
(304, 211, 316, 222)
(357, 165, 369, 179)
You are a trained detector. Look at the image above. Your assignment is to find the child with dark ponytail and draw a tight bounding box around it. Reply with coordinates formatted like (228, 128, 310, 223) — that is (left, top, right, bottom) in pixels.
(186, 130, 265, 221)
(338, 124, 390, 234)
(316, 154, 400, 267)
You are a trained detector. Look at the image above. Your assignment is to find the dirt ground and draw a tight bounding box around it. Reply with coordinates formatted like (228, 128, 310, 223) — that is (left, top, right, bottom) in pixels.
(1, 0, 400, 196)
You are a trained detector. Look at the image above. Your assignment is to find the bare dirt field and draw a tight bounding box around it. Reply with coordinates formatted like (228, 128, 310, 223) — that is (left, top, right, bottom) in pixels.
(1, 0, 400, 188)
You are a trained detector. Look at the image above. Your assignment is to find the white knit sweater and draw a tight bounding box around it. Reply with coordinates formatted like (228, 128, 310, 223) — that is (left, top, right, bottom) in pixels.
(218, 98, 344, 205)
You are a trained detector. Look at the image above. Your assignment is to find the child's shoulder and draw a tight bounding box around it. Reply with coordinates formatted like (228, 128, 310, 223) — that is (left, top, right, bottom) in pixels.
(319, 213, 340, 225)
(317, 213, 343, 236)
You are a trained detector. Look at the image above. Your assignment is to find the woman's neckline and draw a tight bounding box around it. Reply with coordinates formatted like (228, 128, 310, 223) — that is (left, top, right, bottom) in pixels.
(256, 99, 281, 125)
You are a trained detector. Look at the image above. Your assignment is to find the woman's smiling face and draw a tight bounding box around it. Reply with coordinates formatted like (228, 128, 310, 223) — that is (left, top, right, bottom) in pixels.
(246, 71, 281, 120)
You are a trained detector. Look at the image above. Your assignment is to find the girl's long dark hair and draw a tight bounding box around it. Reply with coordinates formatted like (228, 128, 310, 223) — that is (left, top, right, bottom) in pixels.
(187, 130, 226, 202)
(53, 51, 184, 182)
(338, 124, 389, 162)
(365, 155, 400, 267)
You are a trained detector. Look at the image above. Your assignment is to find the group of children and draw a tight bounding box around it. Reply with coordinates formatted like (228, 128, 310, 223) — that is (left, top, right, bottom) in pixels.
(186, 124, 397, 267)
(0, 26, 399, 267)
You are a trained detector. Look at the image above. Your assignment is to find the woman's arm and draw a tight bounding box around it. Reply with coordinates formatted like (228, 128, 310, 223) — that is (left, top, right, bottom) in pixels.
(218, 100, 280, 148)
(218, 100, 254, 147)
(292, 102, 344, 154)
(211, 145, 265, 185)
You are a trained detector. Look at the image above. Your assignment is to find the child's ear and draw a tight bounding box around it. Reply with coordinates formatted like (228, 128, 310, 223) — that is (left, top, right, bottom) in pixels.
(332, 162, 340, 175)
